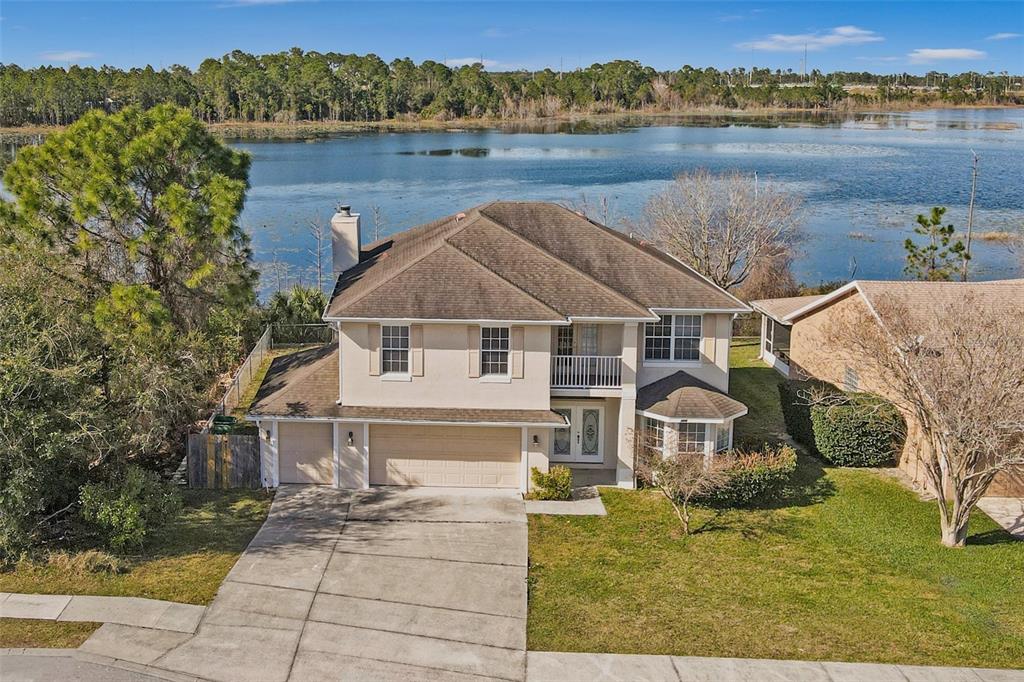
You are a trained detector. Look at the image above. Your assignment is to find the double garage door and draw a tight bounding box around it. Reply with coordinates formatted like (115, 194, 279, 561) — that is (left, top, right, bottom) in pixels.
(277, 422, 520, 488)
(370, 424, 520, 488)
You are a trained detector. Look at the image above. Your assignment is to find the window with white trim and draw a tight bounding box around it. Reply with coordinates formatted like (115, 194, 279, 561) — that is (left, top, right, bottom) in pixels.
(715, 422, 731, 453)
(677, 422, 707, 453)
(381, 325, 410, 374)
(644, 314, 702, 362)
(481, 327, 510, 376)
(579, 324, 598, 355)
(843, 365, 860, 392)
(556, 326, 573, 355)
(644, 417, 664, 451)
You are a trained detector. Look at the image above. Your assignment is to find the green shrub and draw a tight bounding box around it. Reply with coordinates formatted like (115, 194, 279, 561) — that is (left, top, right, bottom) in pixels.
(778, 379, 842, 453)
(810, 395, 904, 467)
(530, 466, 573, 501)
(80, 466, 182, 552)
(702, 444, 798, 506)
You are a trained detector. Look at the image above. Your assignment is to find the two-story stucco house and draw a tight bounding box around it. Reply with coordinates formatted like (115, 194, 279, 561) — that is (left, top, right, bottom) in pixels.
(247, 202, 749, 492)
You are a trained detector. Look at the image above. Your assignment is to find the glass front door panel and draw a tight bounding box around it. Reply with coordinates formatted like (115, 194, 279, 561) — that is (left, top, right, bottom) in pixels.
(581, 409, 601, 458)
(551, 405, 603, 462)
(552, 408, 572, 460)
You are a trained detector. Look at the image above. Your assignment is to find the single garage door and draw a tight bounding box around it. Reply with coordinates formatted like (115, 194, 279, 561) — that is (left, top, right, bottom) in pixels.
(370, 424, 520, 488)
(279, 422, 333, 484)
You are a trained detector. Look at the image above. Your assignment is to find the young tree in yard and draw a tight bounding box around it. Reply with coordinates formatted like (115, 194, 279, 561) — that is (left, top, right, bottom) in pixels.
(903, 207, 969, 281)
(642, 169, 803, 290)
(634, 430, 730, 534)
(823, 292, 1024, 547)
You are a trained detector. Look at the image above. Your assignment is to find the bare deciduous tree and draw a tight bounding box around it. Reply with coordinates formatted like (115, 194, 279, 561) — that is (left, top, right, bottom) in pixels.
(642, 169, 803, 290)
(307, 217, 328, 292)
(634, 429, 730, 534)
(822, 292, 1024, 547)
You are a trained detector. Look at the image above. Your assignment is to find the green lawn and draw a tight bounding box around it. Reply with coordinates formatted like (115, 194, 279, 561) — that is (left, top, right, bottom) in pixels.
(0, 619, 100, 648)
(527, 339, 1024, 668)
(1, 489, 271, 606)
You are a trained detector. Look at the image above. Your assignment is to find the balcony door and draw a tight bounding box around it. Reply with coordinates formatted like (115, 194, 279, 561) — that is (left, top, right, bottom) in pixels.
(551, 405, 604, 463)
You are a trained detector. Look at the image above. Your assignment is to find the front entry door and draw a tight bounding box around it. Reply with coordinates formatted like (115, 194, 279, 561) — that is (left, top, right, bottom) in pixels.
(550, 405, 604, 463)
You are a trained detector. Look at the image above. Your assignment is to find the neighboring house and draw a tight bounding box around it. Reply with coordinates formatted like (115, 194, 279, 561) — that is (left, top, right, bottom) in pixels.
(247, 201, 749, 492)
(752, 279, 1024, 496)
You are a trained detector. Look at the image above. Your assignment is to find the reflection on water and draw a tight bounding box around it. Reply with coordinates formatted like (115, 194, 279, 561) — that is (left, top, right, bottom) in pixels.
(3, 109, 1021, 291)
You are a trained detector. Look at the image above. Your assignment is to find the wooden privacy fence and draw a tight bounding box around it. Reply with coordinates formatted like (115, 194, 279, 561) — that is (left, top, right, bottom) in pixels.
(187, 433, 261, 489)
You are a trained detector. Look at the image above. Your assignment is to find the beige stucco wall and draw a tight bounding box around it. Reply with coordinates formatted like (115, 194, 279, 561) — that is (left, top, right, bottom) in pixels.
(636, 313, 732, 393)
(340, 322, 552, 409)
(336, 421, 366, 489)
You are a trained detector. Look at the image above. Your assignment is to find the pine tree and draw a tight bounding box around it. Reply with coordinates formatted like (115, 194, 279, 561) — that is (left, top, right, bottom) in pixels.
(903, 207, 969, 281)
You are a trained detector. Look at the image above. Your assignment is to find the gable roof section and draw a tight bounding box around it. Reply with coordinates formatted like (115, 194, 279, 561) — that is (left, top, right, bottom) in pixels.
(781, 279, 1024, 326)
(750, 295, 825, 323)
(326, 201, 748, 321)
(478, 202, 749, 312)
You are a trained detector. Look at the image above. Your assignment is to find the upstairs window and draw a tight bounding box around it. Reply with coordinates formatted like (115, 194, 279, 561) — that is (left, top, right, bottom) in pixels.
(556, 326, 574, 356)
(381, 325, 410, 374)
(645, 314, 702, 362)
(481, 327, 510, 376)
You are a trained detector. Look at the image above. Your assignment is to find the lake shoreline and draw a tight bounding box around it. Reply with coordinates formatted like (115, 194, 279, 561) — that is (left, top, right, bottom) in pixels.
(3, 104, 1021, 142)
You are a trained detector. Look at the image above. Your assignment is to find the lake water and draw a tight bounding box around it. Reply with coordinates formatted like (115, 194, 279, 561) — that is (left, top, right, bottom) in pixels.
(235, 108, 1024, 291)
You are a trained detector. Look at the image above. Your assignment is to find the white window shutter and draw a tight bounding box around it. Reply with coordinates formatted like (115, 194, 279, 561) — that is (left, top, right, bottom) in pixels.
(368, 324, 381, 376)
(411, 324, 424, 377)
(511, 326, 525, 379)
(467, 326, 480, 378)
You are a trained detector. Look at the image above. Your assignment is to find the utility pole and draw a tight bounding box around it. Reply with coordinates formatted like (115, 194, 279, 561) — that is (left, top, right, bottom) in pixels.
(802, 44, 807, 82)
(963, 150, 979, 281)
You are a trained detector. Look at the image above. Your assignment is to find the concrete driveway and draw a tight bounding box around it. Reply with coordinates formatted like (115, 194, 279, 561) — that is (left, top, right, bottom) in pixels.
(112, 485, 528, 682)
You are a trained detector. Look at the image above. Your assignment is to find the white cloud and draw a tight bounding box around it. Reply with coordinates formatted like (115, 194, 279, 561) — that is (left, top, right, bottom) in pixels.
(737, 25, 883, 52)
(986, 32, 1021, 41)
(908, 48, 986, 64)
(444, 57, 498, 68)
(39, 50, 96, 62)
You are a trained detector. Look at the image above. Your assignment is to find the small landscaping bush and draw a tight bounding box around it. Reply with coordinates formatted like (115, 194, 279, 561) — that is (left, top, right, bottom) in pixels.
(530, 466, 573, 501)
(80, 466, 182, 551)
(810, 394, 904, 467)
(702, 444, 798, 506)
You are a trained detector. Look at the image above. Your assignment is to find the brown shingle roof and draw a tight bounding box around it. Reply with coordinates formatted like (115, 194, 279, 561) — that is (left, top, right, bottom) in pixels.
(248, 345, 566, 426)
(637, 372, 748, 421)
(750, 295, 825, 322)
(326, 201, 747, 320)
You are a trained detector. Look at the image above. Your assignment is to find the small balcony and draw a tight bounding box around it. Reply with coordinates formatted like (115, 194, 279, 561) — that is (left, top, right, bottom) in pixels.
(551, 355, 622, 389)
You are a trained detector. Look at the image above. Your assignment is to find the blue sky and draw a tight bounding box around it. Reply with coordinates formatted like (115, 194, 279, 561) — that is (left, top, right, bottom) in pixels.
(2, 1, 1022, 74)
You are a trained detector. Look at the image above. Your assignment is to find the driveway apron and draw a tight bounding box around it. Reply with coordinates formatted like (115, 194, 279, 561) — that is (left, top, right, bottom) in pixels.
(152, 485, 528, 682)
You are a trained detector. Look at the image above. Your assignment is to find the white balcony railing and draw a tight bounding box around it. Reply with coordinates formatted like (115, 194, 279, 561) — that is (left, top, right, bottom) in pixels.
(551, 355, 622, 389)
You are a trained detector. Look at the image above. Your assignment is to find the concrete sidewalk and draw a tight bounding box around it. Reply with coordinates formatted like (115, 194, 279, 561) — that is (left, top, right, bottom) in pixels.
(0, 593, 204, 633)
(527, 652, 1024, 682)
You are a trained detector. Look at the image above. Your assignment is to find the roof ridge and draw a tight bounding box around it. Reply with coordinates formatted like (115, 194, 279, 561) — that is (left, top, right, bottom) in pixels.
(465, 211, 653, 317)
(436, 244, 566, 320)
(545, 203, 749, 310)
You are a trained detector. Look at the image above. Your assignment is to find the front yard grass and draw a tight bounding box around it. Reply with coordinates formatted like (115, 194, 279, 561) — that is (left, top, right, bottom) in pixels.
(0, 619, 100, 648)
(527, 339, 1024, 668)
(0, 489, 271, 606)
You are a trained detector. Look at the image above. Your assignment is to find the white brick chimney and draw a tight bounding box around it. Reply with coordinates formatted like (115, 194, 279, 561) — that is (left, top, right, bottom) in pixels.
(331, 205, 361, 276)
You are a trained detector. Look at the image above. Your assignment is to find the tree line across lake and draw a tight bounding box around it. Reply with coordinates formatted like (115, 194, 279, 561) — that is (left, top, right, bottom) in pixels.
(2, 48, 1021, 127)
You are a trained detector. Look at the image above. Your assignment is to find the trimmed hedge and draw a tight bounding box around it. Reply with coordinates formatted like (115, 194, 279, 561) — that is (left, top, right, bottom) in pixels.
(530, 465, 573, 501)
(778, 379, 843, 453)
(810, 394, 904, 467)
(702, 444, 798, 506)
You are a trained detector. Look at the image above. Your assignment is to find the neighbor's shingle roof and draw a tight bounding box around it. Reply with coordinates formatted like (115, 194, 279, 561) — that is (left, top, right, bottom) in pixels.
(636, 371, 748, 421)
(249, 345, 567, 425)
(750, 295, 825, 322)
(326, 201, 748, 320)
